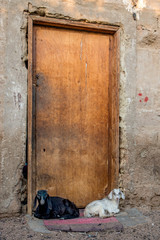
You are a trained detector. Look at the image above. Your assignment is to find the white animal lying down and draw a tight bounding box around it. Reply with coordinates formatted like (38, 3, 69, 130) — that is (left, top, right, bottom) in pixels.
(84, 189, 125, 218)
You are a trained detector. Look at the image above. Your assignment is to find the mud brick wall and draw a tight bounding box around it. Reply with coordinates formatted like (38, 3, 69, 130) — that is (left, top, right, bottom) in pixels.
(0, 0, 160, 216)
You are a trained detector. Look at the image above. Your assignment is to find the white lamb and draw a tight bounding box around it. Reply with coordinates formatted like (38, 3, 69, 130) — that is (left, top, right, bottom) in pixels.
(84, 189, 125, 218)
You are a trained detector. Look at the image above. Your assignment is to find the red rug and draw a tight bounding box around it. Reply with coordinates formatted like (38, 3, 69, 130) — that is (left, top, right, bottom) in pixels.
(44, 216, 118, 225)
(43, 210, 123, 232)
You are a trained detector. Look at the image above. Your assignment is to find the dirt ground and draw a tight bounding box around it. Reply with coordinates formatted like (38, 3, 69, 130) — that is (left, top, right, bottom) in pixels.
(0, 209, 160, 240)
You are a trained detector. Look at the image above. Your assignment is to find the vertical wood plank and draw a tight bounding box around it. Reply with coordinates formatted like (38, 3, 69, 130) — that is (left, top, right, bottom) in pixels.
(27, 16, 33, 215)
(113, 30, 120, 188)
(109, 30, 120, 191)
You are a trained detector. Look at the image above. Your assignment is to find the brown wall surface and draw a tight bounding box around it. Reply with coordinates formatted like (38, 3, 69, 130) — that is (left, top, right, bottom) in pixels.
(0, 0, 160, 216)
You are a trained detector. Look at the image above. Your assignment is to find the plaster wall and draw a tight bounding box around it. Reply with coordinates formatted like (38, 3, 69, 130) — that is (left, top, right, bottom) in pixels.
(0, 0, 160, 216)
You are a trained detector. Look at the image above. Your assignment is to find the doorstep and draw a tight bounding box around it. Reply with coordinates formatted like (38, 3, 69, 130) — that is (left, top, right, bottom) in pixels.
(43, 209, 123, 232)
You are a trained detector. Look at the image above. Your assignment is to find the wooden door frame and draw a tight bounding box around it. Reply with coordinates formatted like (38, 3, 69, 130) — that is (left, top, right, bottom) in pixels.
(27, 15, 120, 215)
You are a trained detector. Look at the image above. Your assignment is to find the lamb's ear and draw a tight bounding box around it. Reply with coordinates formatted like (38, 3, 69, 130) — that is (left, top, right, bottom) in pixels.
(33, 196, 38, 209)
(108, 190, 113, 200)
(47, 197, 52, 210)
(121, 192, 125, 200)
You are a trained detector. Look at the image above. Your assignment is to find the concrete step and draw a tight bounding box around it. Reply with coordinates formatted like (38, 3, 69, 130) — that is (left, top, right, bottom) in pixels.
(43, 209, 123, 232)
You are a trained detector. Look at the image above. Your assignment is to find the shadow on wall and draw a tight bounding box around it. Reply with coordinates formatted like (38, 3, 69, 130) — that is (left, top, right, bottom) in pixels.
(21, 163, 27, 212)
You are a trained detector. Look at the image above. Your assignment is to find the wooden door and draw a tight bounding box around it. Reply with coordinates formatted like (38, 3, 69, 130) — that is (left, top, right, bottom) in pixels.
(28, 17, 119, 213)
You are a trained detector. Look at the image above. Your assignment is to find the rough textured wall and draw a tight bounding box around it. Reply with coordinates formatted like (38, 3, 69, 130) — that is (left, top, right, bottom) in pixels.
(119, 0, 160, 209)
(131, 2, 160, 208)
(0, 0, 159, 216)
(0, 0, 28, 216)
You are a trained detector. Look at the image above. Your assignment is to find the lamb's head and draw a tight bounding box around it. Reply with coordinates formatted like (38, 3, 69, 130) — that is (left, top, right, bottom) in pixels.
(108, 189, 125, 201)
(34, 190, 49, 208)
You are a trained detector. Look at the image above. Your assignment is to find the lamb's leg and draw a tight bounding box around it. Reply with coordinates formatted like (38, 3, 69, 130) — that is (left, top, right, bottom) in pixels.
(108, 209, 120, 217)
(34, 212, 42, 219)
(34, 206, 41, 219)
(99, 209, 110, 218)
(59, 214, 79, 220)
(113, 208, 120, 214)
(84, 209, 93, 218)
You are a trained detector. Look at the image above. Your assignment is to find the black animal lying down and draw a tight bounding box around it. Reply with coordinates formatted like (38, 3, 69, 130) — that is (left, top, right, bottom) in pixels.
(34, 190, 79, 219)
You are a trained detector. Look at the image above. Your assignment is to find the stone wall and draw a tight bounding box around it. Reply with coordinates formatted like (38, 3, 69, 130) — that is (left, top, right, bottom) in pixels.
(129, 2, 160, 208)
(0, 0, 160, 216)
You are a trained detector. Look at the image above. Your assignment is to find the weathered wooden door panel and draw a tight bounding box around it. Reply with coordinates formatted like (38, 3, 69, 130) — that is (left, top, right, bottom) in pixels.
(34, 26, 109, 207)
(28, 17, 119, 213)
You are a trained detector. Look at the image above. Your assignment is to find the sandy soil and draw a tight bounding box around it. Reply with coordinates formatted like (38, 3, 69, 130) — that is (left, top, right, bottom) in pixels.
(0, 209, 160, 240)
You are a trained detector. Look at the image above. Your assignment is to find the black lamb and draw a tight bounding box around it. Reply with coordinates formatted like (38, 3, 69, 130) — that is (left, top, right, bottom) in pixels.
(33, 190, 79, 219)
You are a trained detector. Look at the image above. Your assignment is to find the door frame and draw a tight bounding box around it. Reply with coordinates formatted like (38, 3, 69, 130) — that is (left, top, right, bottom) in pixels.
(27, 15, 120, 215)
